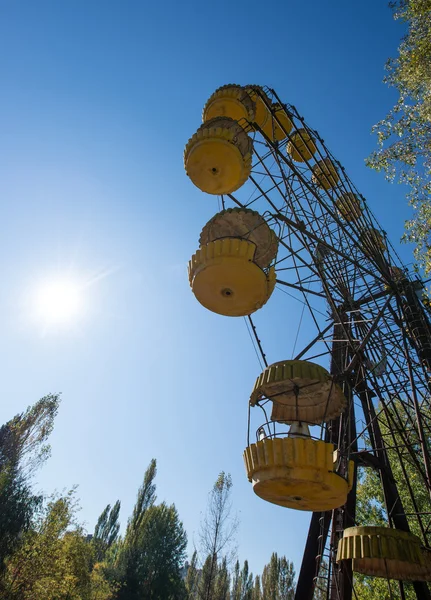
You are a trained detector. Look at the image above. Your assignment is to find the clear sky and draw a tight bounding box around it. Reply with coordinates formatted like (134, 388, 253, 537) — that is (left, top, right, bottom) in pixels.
(0, 0, 411, 578)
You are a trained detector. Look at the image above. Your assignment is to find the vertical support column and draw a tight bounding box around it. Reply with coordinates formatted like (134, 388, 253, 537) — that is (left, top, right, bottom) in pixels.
(328, 314, 356, 600)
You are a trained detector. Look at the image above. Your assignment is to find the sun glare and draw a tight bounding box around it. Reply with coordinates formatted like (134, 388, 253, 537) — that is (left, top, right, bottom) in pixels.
(35, 280, 83, 325)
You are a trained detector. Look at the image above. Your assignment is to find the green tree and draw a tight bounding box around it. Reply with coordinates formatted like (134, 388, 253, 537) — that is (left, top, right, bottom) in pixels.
(91, 562, 118, 600)
(114, 459, 187, 600)
(231, 560, 241, 600)
(93, 501, 121, 562)
(0, 395, 59, 571)
(185, 550, 199, 599)
(0, 490, 115, 600)
(125, 458, 157, 542)
(251, 575, 262, 600)
(197, 553, 217, 600)
(366, 0, 431, 272)
(261, 553, 295, 600)
(231, 558, 254, 600)
(213, 556, 230, 600)
(238, 560, 253, 600)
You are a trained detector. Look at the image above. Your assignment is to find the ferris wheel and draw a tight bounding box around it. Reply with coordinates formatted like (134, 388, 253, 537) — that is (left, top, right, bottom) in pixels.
(184, 84, 431, 599)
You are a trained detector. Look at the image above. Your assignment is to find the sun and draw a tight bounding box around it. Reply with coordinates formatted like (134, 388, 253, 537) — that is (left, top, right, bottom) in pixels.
(34, 279, 83, 325)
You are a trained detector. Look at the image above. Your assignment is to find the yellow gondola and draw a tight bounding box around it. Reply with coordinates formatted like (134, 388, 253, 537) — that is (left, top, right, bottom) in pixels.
(246, 85, 271, 129)
(287, 128, 317, 162)
(199, 208, 278, 269)
(184, 117, 253, 195)
(262, 103, 293, 142)
(335, 192, 363, 221)
(244, 437, 354, 511)
(249, 360, 346, 424)
(337, 526, 431, 581)
(312, 158, 339, 190)
(360, 228, 387, 252)
(202, 84, 256, 124)
(188, 238, 276, 317)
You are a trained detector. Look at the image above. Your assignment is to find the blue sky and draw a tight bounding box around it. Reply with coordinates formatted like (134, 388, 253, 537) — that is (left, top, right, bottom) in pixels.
(0, 0, 410, 578)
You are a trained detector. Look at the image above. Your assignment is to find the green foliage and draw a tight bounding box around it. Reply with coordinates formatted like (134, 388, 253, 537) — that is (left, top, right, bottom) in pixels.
(0, 395, 59, 571)
(116, 502, 187, 600)
(261, 552, 295, 600)
(93, 501, 121, 562)
(231, 559, 253, 600)
(185, 551, 199, 598)
(251, 575, 262, 600)
(239, 560, 253, 600)
(196, 553, 216, 600)
(231, 559, 241, 599)
(0, 400, 301, 600)
(213, 556, 230, 600)
(125, 458, 157, 542)
(0, 490, 116, 600)
(366, 0, 431, 271)
(113, 459, 187, 600)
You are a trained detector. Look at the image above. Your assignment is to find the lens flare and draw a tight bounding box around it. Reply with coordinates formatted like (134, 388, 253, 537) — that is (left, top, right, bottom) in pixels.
(35, 280, 83, 325)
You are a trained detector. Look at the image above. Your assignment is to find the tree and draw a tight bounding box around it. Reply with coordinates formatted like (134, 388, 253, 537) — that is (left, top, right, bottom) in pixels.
(130, 503, 187, 599)
(0, 490, 115, 600)
(93, 501, 121, 562)
(185, 551, 199, 599)
(0, 395, 59, 571)
(125, 458, 156, 542)
(114, 459, 187, 600)
(231, 560, 241, 600)
(278, 557, 295, 600)
(237, 560, 253, 600)
(196, 553, 217, 600)
(251, 575, 262, 600)
(366, 0, 431, 272)
(196, 472, 238, 600)
(261, 553, 295, 600)
(90, 562, 118, 600)
(213, 556, 230, 600)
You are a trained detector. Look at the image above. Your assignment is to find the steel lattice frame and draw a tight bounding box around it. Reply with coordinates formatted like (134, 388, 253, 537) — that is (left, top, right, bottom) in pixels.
(208, 86, 431, 599)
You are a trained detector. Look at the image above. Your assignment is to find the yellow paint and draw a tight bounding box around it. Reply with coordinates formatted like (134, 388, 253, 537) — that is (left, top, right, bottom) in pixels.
(189, 238, 276, 317)
(243, 437, 353, 511)
(337, 526, 431, 581)
(184, 117, 253, 195)
(203, 84, 255, 124)
(360, 228, 386, 252)
(249, 359, 346, 424)
(262, 103, 293, 141)
(246, 86, 271, 129)
(287, 129, 317, 162)
(199, 207, 278, 269)
(336, 192, 363, 221)
(312, 158, 339, 190)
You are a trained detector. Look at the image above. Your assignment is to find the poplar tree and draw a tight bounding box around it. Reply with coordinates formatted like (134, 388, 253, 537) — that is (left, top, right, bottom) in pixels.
(261, 553, 295, 599)
(114, 459, 187, 600)
(93, 501, 121, 562)
(0, 394, 59, 571)
(196, 472, 238, 600)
